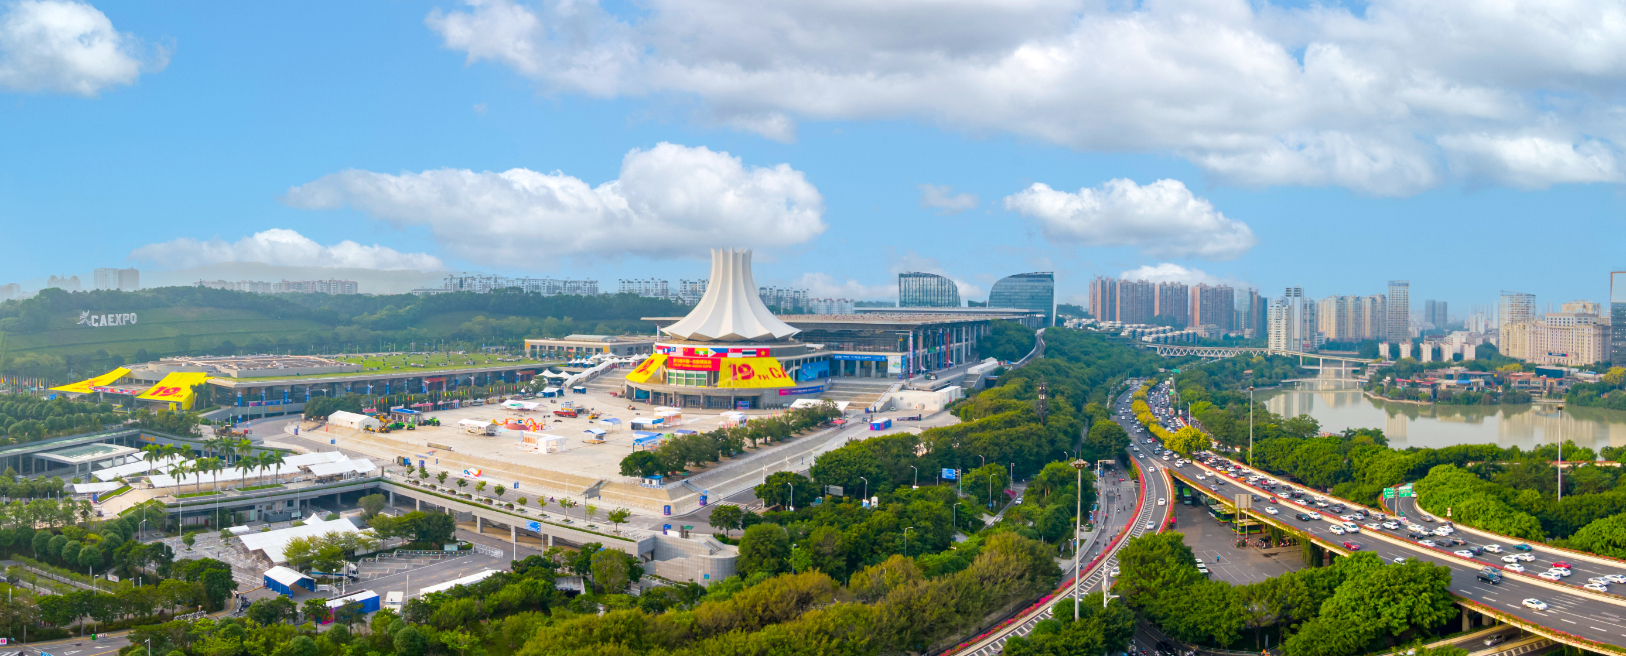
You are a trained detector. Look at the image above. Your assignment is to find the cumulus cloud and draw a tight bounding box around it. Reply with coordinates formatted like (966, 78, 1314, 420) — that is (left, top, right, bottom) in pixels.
(1118, 263, 1224, 286)
(886, 249, 983, 300)
(282, 143, 826, 267)
(1436, 133, 1624, 189)
(0, 0, 165, 96)
(423, 0, 1626, 195)
(1003, 178, 1257, 260)
(919, 184, 978, 214)
(794, 272, 895, 301)
(129, 229, 444, 271)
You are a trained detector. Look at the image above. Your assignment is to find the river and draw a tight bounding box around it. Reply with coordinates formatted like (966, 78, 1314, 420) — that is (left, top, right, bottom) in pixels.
(1258, 381, 1626, 452)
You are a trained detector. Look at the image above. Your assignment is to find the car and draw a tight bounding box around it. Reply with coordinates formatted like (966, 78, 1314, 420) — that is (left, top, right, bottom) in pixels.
(1515, 544, 1533, 552)
(1505, 564, 1525, 572)
(1341, 522, 1359, 532)
(1158, 498, 1166, 506)
(1484, 635, 1506, 648)
(1365, 522, 1382, 530)
(1585, 582, 1610, 593)
(1502, 555, 1521, 564)
(1522, 598, 1548, 611)
(1484, 544, 1503, 553)
(1110, 568, 1119, 577)
(1538, 572, 1562, 581)
(1342, 541, 1361, 550)
(1478, 567, 1503, 584)
(1454, 550, 1474, 558)
(1296, 513, 1315, 522)
(1549, 567, 1571, 577)
(1146, 522, 1155, 530)
(1420, 539, 1437, 547)
(1552, 561, 1572, 569)
(1422, 516, 1435, 523)
(1382, 521, 1400, 530)
(1606, 574, 1626, 584)
(1393, 557, 1408, 564)
(1330, 525, 1346, 535)
(1407, 524, 1426, 533)
(1515, 553, 1535, 562)
(1265, 507, 1279, 515)
(1469, 546, 1485, 555)
(1589, 576, 1611, 585)
(1330, 505, 1346, 513)
(1433, 527, 1452, 537)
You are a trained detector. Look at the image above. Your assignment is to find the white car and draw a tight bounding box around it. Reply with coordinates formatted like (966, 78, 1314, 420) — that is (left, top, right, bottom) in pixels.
(1584, 582, 1609, 593)
(1330, 525, 1347, 535)
(1407, 524, 1427, 533)
(1110, 568, 1120, 577)
(1196, 474, 1207, 480)
(1514, 553, 1535, 562)
(1341, 522, 1359, 533)
(1549, 568, 1571, 577)
(1364, 522, 1382, 530)
(1146, 522, 1155, 530)
(1505, 564, 1525, 573)
(1158, 498, 1166, 506)
(1420, 539, 1437, 547)
(1483, 544, 1503, 553)
(1606, 574, 1626, 584)
(1502, 555, 1521, 564)
(1589, 576, 1610, 585)
(1538, 572, 1562, 581)
(1454, 550, 1474, 558)
(1265, 507, 1279, 515)
(1523, 598, 1548, 611)
(1382, 521, 1400, 530)
(1393, 557, 1408, 564)
(1432, 527, 1452, 537)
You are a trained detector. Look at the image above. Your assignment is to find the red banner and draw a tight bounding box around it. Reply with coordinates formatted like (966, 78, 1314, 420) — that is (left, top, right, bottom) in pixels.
(667, 356, 721, 371)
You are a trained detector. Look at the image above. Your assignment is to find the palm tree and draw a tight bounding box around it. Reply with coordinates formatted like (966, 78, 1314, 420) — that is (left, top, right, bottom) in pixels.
(265, 451, 286, 485)
(141, 445, 164, 480)
(241, 452, 264, 486)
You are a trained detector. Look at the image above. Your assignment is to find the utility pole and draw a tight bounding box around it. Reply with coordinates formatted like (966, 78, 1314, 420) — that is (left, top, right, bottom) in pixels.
(1248, 386, 1255, 467)
(1071, 459, 1086, 620)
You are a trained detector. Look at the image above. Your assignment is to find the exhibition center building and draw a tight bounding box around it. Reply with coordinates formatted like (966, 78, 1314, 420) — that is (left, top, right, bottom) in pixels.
(627, 249, 1040, 410)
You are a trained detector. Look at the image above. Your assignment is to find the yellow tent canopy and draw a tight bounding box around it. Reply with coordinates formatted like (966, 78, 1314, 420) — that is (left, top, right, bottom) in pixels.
(623, 355, 667, 384)
(136, 372, 211, 410)
(49, 368, 131, 395)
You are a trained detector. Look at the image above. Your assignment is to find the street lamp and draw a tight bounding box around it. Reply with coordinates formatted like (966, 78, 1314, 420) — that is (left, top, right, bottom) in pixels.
(1248, 386, 1255, 466)
(787, 482, 795, 512)
(1070, 459, 1087, 620)
(911, 465, 919, 489)
(859, 476, 868, 505)
(904, 527, 914, 557)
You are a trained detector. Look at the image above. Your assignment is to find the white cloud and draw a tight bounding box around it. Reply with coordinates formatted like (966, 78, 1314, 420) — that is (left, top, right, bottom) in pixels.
(129, 229, 444, 271)
(886, 248, 983, 300)
(1003, 178, 1257, 260)
(282, 143, 826, 267)
(0, 0, 164, 96)
(1436, 133, 1624, 189)
(1118, 263, 1223, 286)
(794, 272, 895, 300)
(919, 183, 978, 214)
(424, 0, 1626, 195)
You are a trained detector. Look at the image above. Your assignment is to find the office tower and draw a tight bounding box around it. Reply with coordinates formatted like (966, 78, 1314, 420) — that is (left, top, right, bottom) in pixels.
(1088, 276, 1117, 321)
(1499, 291, 1535, 333)
(989, 272, 1056, 325)
(898, 272, 960, 307)
(1155, 282, 1190, 326)
(1190, 284, 1236, 332)
(1387, 280, 1410, 341)
(1422, 300, 1448, 329)
(1241, 288, 1265, 338)
(1116, 279, 1156, 324)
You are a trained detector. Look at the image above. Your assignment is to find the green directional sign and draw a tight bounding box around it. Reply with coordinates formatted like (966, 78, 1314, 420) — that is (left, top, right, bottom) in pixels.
(1383, 488, 1396, 499)
(1400, 488, 1414, 498)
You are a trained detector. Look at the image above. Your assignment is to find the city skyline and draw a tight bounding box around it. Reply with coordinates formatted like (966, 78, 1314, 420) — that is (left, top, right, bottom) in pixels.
(5, 1, 1625, 311)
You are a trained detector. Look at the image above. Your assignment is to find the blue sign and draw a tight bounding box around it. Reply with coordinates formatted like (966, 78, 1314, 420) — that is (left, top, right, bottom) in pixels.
(777, 384, 825, 396)
(800, 360, 830, 381)
(527, 521, 542, 532)
(663, 505, 672, 516)
(942, 468, 958, 480)
(832, 353, 888, 362)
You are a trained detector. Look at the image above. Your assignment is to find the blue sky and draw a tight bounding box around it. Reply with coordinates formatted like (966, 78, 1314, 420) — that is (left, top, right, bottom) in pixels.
(3, 0, 1626, 314)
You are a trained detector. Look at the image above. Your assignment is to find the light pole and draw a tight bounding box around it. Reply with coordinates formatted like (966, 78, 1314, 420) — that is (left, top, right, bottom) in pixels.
(787, 482, 795, 512)
(1248, 386, 1255, 466)
(1070, 459, 1086, 620)
(904, 527, 914, 557)
(1558, 440, 1564, 503)
(910, 466, 918, 489)
(859, 476, 868, 505)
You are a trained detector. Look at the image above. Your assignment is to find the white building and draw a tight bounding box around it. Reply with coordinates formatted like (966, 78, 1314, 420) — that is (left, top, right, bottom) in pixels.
(1387, 280, 1410, 342)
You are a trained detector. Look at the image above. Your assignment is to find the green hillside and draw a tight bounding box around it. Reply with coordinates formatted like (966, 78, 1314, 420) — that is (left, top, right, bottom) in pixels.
(4, 307, 330, 358)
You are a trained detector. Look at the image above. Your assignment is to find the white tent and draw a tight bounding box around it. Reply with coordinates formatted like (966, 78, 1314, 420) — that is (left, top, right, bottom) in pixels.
(238, 515, 364, 564)
(70, 482, 123, 494)
(327, 411, 380, 431)
(419, 569, 503, 596)
(94, 455, 187, 482)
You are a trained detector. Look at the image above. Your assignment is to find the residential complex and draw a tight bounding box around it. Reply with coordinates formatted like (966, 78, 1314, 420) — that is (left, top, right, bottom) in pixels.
(197, 279, 359, 294)
(1498, 295, 1611, 366)
(1386, 280, 1410, 342)
(1088, 276, 1247, 334)
(92, 267, 140, 291)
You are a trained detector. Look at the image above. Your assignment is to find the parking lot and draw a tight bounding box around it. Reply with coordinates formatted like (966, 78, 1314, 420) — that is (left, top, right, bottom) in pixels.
(1169, 501, 1307, 585)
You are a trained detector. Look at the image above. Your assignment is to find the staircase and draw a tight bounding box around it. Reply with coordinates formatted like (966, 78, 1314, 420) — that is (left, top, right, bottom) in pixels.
(581, 479, 607, 499)
(821, 378, 897, 409)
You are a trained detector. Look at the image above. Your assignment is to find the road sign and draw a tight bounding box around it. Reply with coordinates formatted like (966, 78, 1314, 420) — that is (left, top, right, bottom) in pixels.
(1383, 488, 1396, 499)
(825, 485, 843, 496)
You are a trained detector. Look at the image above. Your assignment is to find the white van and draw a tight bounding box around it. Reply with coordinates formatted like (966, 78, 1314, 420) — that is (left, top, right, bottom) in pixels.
(385, 591, 404, 610)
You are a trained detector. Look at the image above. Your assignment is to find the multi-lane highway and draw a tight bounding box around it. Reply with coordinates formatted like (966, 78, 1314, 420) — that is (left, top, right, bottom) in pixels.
(1388, 493, 1626, 592)
(1136, 379, 1626, 650)
(951, 381, 1171, 656)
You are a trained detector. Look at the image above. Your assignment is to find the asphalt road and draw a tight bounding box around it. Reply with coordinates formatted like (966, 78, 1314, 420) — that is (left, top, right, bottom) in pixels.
(962, 380, 1171, 656)
(1386, 494, 1626, 588)
(1183, 453, 1626, 648)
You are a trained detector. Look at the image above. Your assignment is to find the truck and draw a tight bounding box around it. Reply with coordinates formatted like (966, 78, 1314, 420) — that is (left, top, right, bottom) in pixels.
(553, 409, 579, 418)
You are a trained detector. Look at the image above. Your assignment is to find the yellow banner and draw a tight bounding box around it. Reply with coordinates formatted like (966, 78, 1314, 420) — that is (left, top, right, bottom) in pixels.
(50, 368, 130, 394)
(136, 372, 211, 409)
(717, 357, 795, 388)
(623, 355, 667, 384)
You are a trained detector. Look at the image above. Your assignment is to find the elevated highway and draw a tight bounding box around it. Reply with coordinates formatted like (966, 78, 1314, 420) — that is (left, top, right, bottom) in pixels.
(1145, 345, 1379, 375)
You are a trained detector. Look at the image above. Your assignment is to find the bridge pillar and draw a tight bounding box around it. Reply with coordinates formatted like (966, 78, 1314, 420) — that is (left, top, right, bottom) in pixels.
(415, 498, 421, 511)
(389, 490, 395, 508)
(477, 516, 483, 533)
(1461, 607, 1471, 632)
(511, 525, 518, 563)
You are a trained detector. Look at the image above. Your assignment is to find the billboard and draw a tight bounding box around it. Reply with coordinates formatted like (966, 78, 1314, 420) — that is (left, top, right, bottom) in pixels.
(623, 355, 667, 383)
(887, 355, 903, 374)
(667, 356, 721, 371)
(50, 367, 131, 394)
(136, 372, 210, 409)
(831, 353, 887, 362)
(717, 357, 795, 388)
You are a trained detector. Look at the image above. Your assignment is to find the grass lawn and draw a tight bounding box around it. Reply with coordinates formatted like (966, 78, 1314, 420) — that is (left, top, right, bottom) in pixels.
(176, 490, 222, 499)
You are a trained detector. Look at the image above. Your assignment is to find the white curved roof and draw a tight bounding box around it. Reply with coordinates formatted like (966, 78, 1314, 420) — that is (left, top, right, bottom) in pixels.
(662, 248, 800, 342)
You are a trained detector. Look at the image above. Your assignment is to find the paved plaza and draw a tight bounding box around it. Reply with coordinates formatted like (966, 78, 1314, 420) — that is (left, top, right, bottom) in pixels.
(1169, 501, 1307, 585)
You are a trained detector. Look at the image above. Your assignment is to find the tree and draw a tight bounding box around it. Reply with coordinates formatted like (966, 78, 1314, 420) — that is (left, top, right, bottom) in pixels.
(737, 524, 791, 577)
(809, 446, 887, 498)
(619, 451, 664, 478)
(606, 508, 631, 534)
(436, 471, 448, 484)
(77, 544, 103, 570)
(394, 626, 427, 656)
(590, 549, 631, 594)
(754, 471, 819, 510)
(358, 493, 387, 519)
(278, 635, 318, 656)
(247, 595, 296, 625)
(301, 597, 330, 624)
(708, 504, 744, 537)
(494, 485, 507, 500)
(1084, 420, 1130, 461)
(1166, 426, 1212, 456)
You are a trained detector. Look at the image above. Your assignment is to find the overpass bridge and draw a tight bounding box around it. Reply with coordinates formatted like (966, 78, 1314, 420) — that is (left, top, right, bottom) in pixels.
(1165, 459, 1626, 654)
(1144, 345, 1383, 377)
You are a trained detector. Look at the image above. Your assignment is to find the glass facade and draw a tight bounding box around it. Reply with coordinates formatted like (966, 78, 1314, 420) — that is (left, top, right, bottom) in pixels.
(665, 370, 712, 386)
(1612, 272, 1626, 364)
(988, 272, 1055, 326)
(898, 272, 961, 307)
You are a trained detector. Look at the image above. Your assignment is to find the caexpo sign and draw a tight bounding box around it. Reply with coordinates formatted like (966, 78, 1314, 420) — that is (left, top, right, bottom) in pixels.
(77, 311, 137, 328)
(667, 356, 721, 371)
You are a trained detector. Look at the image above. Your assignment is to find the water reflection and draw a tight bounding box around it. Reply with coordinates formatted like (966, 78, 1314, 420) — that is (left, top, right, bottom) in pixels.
(1258, 381, 1626, 452)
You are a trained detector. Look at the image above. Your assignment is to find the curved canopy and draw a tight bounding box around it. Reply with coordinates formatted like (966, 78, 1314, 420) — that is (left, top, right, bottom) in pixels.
(661, 248, 800, 342)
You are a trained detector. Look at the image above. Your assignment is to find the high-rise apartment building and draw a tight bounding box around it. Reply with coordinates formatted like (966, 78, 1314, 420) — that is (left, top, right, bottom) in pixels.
(1387, 280, 1410, 342)
(1116, 279, 1156, 324)
(273, 279, 359, 294)
(45, 275, 81, 292)
(758, 286, 809, 313)
(1190, 284, 1236, 332)
(442, 274, 597, 295)
(677, 279, 709, 305)
(0, 283, 19, 301)
(1268, 286, 1319, 352)
(619, 278, 670, 298)
(1240, 288, 1265, 338)
(1155, 282, 1190, 325)
(93, 268, 140, 291)
(1088, 276, 1117, 321)
(1267, 299, 1290, 350)
(898, 272, 960, 307)
(1318, 295, 1361, 341)
(805, 298, 855, 315)
(1358, 295, 1387, 339)
(1613, 273, 1626, 364)
(1500, 301, 1610, 366)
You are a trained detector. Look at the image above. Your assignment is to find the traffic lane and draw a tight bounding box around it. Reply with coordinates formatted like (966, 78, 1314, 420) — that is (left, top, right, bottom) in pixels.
(1391, 496, 1626, 584)
(1185, 466, 1626, 646)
